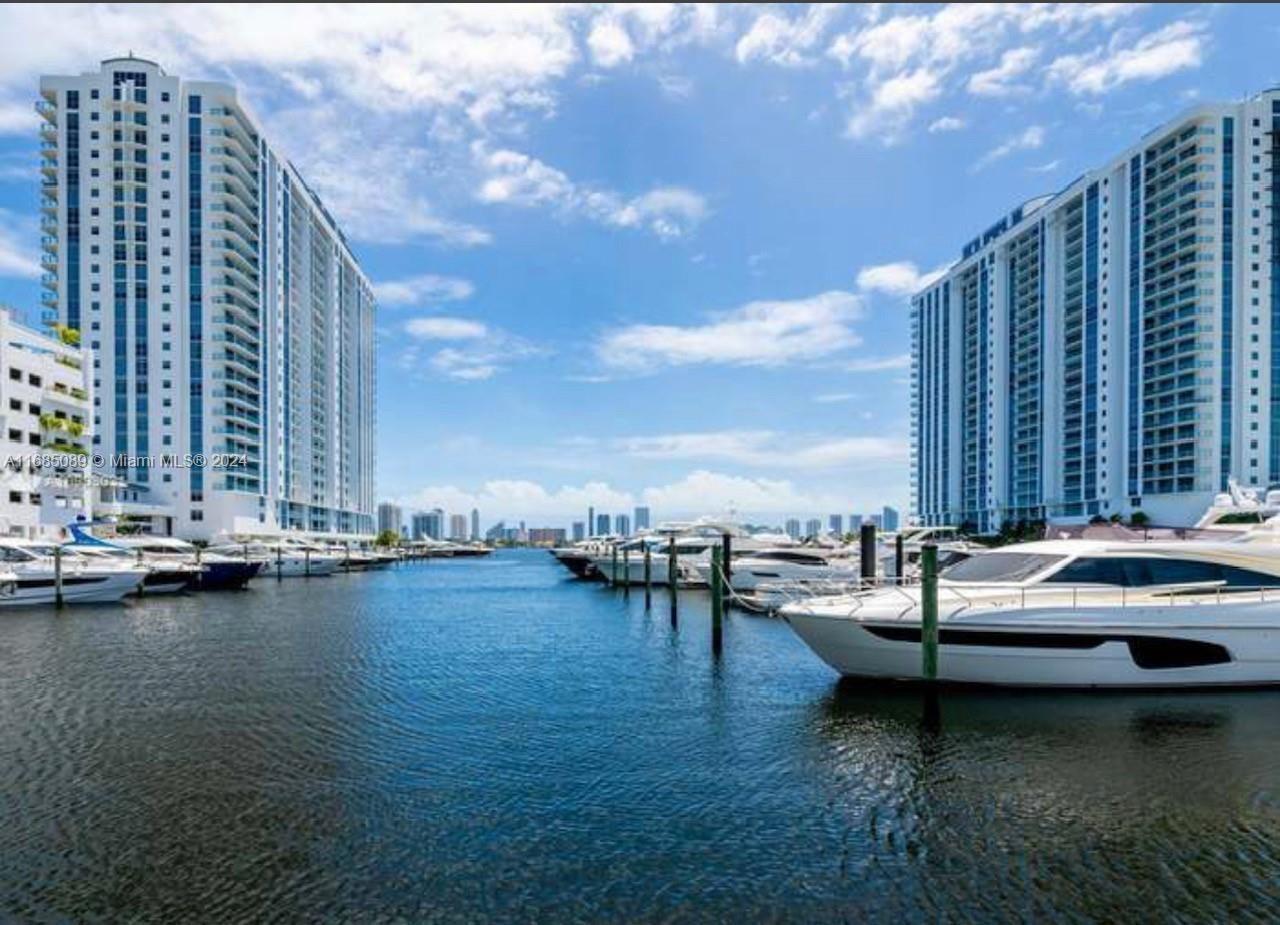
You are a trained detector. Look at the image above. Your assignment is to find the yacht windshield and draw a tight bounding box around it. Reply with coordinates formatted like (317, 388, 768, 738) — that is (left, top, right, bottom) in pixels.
(942, 552, 1065, 584)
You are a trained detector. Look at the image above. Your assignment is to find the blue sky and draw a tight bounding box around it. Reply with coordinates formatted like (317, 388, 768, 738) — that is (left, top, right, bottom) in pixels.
(0, 4, 1274, 527)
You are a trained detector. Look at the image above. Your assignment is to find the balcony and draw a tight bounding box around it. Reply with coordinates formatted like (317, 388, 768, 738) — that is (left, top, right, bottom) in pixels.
(34, 99, 56, 122)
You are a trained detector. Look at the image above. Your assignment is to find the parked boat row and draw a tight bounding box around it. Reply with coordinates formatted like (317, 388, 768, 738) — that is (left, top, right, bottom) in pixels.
(0, 523, 433, 608)
(550, 519, 977, 595)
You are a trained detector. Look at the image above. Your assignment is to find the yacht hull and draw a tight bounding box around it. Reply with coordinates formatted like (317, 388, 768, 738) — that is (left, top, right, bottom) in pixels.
(784, 605, 1280, 688)
(193, 560, 262, 591)
(550, 550, 598, 579)
(257, 555, 338, 578)
(0, 570, 146, 606)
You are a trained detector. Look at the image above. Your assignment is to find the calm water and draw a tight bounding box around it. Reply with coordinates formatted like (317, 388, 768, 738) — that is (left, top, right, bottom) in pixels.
(2, 549, 1279, 923)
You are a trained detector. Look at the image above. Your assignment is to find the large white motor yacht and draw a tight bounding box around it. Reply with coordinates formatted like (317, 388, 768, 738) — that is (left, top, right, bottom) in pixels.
(0, 540, 148, 605)
(782, 534, 1280, 688)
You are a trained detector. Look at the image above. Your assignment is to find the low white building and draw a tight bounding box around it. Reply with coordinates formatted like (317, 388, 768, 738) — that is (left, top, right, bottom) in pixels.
(0, 307, 94, 538)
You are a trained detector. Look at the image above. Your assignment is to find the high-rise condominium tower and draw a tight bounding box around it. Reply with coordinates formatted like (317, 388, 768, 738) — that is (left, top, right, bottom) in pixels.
(38, 56, 376, 539)
(913, 91, 1280, 531)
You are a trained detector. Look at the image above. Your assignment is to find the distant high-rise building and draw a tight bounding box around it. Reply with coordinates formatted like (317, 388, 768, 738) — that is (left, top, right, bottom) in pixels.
(828, 514, 844, 535)
(40, 56, 376, 540)
(849, 513, 862, 529)
(377, 502, 403, 537)
(805, 518, 822, 538)
(470, 508, 480, 541)
(596, 513, 611, 535)
(785, 518, 801, 540)
(869, 514, 883, 531)
(571, 521, 586, 542)
(528, 527, 566, 546)
(588, 506, 595, 536)
(633, 506, 651, 531)
(882, 506, 900, 532)
(485, 520, 506, 542)
(449, 513, 468, 541)
(419, 508, 443, 540)
(409, 511, 434, 541)
(615, 514, 630, 536)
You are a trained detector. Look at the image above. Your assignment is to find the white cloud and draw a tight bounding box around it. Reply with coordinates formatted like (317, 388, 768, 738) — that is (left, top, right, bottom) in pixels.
(405, 317, 488, 340)
(393, 464, 908, 522)
(735, 4, 844, 67)
(927, 115, 965, 133)
(609, 187, 709, 239)
(587, 19, 635, 68)
(373, 274, 474, 307)
(1047, 21, 1206, 95)
(856, 261, 945, 298)
(843, 354, 911, 373)
(399, 322, 543, 381)
(814, 392, 859, 404)
(639, 470, 863, 517)
(844, 67, 942, 141)
(0, 209, 38, 279)
(474, 144, 708, 240)
(1029, 159, 1062, 174)
(399, 479, 636, 521)
(967, 46, 1039, 97)
(617, 430, 907, 470)
(974, 125, 1046, 171)
(823, 3, 1150, 142)
(596, 290, 864, 371)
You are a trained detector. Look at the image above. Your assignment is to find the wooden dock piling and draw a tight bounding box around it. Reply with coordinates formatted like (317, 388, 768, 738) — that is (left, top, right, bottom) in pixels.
(643, 547, 652, 610)
(860, 522, 877, 584)
(710, 545, 724, 656)
(622, 549, 630, 598)
(921, 542, 939, 682)
(53, 545, 63, 608)
(667, 538, 678, 626)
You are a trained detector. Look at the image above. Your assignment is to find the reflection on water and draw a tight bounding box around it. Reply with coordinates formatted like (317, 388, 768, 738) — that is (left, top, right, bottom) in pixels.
(1, 550, 1278, 922)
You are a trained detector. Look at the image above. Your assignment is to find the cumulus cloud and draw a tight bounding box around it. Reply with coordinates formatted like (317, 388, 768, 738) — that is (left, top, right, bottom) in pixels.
(735, 4, 844, 67)
(396, 468, 896, 522)
(817, 4, 1181, 142)
(596, 290, 864, 371)
(373, 274, 475, 307)
(400, 319, 543, 381)
(587, 18, 635, 68)
(973, 124, 1046, 170)
(616, 430, 907, 469)
(967, 46, 1039, 97)
(843, 354, 912, 373)
(927, 115, 966, 133)
(475, 145, 708, 240)
(405, 317, 488, 340)
(856, 261, 946, 298)
(1047, 20, 1206, 95)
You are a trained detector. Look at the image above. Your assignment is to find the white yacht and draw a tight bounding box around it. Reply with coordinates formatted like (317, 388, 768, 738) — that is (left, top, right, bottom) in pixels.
(70, 545, 197, 595)
(782, 534, 1280, 688)
(694, 546, 861, 592)
(0, 540, 148, 605)
(208, 537, 340, 577)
